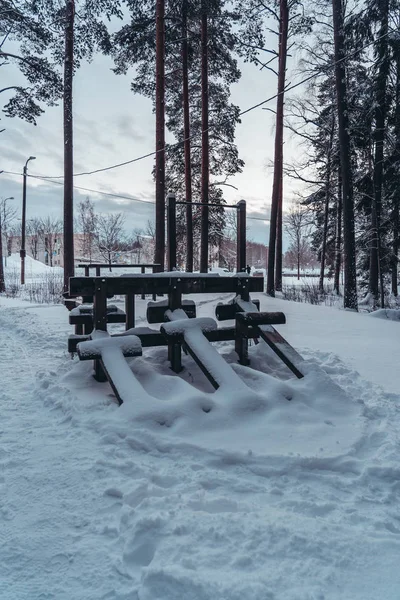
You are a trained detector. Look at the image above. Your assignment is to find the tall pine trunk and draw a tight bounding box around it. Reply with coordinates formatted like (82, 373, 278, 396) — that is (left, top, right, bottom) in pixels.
(332, 0, 358, 309)
(63, 0, 74, 292)
(267, 0, 288, 295)
(155, 0, 165, 271)
(391, 51, 400, 296)
(200, 1, 209, 273)
(319, 116, 335, 292)
(182, 0, 193, 272)
(334, 169, 342, 294)
(0, 212, 5, 293)
(370, 0, 389, 307)
(275, 167, 283, 289)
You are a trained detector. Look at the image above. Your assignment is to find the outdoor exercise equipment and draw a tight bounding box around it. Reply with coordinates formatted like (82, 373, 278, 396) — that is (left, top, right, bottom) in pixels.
(66, 193, 304, 405)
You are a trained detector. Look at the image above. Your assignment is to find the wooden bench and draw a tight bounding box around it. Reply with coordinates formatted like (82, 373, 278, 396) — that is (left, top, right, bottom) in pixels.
(69, 304, 126, 334)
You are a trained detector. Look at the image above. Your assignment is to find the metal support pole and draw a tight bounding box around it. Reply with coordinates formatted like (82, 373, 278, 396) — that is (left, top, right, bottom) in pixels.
(167, 193, 177, 271)
(20, 166, 27, 285)
(236, 199, 246, 273)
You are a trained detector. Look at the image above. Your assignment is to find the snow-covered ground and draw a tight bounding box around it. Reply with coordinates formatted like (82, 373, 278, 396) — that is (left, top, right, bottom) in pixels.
(1, 292, 399, 599)
(4, 253, 63, 280)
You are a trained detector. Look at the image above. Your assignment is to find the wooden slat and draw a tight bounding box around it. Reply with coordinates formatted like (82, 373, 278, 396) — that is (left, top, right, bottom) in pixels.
(70, 275, 264, 297)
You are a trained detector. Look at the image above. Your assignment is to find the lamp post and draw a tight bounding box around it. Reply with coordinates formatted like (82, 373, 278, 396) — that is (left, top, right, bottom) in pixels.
(20, 156, 36, 284)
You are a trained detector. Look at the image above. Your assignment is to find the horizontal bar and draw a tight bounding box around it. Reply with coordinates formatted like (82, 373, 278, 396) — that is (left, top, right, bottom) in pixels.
(70, 274, 264, 297)
(68, 326, 261, 354)
(77, 263, 160, 268)
(175, 201, 239, 208)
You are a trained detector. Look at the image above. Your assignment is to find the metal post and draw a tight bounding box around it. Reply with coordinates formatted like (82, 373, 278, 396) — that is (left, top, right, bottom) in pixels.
(141, 265, 145, 299)
(167, 193, 177, 271)
(20, 157, 35, 285)
(236, 200, 246, 273)
(20, 166, 27, 285)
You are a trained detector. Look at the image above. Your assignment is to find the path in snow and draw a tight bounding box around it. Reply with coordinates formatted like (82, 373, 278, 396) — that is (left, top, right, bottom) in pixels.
(1, 297, 400, 599)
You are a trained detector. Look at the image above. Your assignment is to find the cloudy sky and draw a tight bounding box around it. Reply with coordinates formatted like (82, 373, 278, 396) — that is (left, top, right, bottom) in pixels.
(0, 32, 301, 245)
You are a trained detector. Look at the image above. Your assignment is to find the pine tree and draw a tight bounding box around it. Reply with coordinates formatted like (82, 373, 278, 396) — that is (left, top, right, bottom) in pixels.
(0, 0, 62, 125)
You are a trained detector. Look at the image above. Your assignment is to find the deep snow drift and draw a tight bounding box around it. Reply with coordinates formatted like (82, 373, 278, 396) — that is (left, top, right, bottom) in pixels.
(1, 293, 400, 600)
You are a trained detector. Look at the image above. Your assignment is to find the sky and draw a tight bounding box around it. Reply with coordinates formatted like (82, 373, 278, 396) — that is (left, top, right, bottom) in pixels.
(0, 30, 303, 246)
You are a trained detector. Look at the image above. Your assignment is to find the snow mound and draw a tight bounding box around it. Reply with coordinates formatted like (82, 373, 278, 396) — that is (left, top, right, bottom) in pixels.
(4, 253, 62, 275)
(369, 308, 400, 321)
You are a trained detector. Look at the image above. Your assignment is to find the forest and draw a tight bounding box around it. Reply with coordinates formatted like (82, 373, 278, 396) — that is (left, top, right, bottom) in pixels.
(1, 0, 399, 311)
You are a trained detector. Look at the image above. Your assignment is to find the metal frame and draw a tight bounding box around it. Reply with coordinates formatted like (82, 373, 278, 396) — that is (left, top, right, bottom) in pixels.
(166, 192, 247, 274)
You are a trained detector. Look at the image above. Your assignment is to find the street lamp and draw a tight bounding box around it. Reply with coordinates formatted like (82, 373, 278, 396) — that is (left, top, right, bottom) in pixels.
(2, 196, 14, 268)
(20, 156, 36, 284)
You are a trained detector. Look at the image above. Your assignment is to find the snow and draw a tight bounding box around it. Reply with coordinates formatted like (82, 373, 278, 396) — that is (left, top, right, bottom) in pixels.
(1, 293, 400, 599)
(77, 332, 142, 359)
(369, 308, 400, 321)
(162, 314, 217, 334)
(4, 253, 63, 279)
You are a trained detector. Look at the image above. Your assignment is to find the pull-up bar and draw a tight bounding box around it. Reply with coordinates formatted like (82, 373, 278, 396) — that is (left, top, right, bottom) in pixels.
(176, 201, 240, 209)
(166, 193, 247, 274)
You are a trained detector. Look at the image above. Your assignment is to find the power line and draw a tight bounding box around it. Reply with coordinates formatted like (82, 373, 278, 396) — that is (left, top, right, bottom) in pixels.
(1, 170, 156, 205)
(2, 169, 270, 222)
(25, 26, 394, 182)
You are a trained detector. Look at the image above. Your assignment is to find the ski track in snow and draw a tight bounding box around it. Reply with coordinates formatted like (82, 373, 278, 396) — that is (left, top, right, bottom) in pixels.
(1, 296, 400, 599)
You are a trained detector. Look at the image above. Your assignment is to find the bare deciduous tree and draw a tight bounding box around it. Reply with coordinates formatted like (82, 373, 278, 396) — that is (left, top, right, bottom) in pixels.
(26, 217, 43, 260)
(96, 213, 126, 269)
(0, 197, 17, 270)
(40, 216, 63, 267)
(77, 197, 97, 262)
(284, 200, 313, 279)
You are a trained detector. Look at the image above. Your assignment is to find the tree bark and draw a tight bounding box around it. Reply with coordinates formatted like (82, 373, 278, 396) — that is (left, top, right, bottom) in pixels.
(319, 116, 335, 292)
(200, 1, 209, 273)
(0, 213, 5, 293)
(332, 0, 358, 309)
(275, 173, 283, 290)
(370, 0, 389, 307)
(155, 0, 165, 271)
(182, 0, 193, 272)
(391, 51, 400, 296)
(334, 169, 342, 294)
(63, 0, 75, 292)
(267, 0, 288, 295)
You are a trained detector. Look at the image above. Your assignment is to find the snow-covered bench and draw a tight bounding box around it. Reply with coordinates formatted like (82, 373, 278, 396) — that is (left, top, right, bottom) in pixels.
(69, 303, 126, 335)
